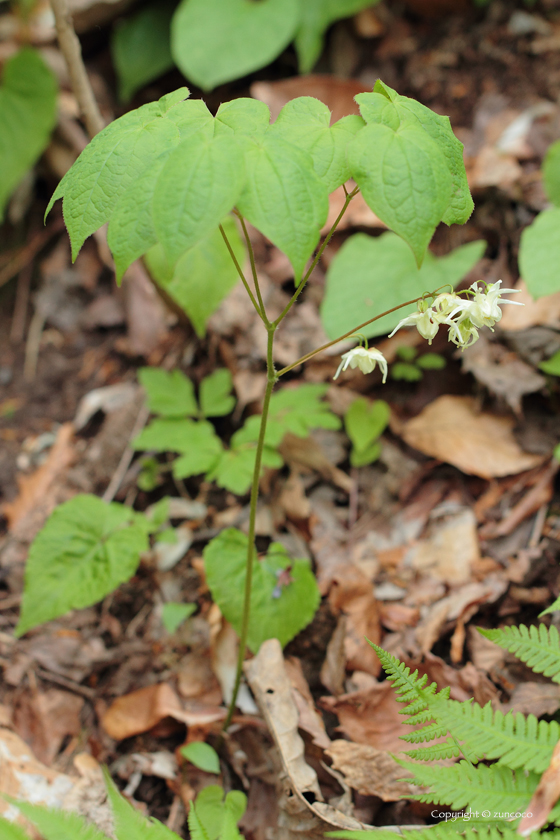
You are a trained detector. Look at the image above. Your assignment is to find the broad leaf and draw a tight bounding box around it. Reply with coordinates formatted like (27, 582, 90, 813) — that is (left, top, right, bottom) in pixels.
(269, 383, 341, 435)
(16, 495, 148, 636)
(199, 368, 236, 417)
(0, 48, 57, 220)
(171, 0, 300, 91)
(181, 742, 220, 774)
(237, 133, 329, 281)
(295, 0, 376, 73)
(139, 367, 198, 417)
(145, 217, 245, 337)
(543, 139, 560, 207)
(345, 398, 390, 468)
(193, 787, 247, 840)
(133, 419, 224, 478)
(153, 132, 247, 264)
(0, 816, 33, 840)
(208, 439, 283, 495)
(321, 233, 485, 339)
(105, 770, 179, 840)
(519, 207, 560, 299)
(204, 528, 320, 652)
(12, 802, 107, 840)
(348, 120, 452, 266)
(270, 96, 364, 194)
(216, 98, 271, 141)
(161, 601, 196, 633)
(112, 2, 175, 103)
(47, 88, 195, 259)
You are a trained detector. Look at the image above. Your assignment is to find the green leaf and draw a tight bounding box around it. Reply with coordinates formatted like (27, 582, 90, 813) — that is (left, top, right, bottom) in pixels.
(133, 419, 223, 478)
(10, 802, 108, 840)
(153, 132, 247, 265)
(216, 98, 271, 141)
(104, 769, 178, 840)
(112, 2, 175, 103)
(268, 383, 341, 436)
(540, 349, 560, 376)
(294, 0, 377, 74)
(0, 815, 33, 840)
(0, 48, 57, 221)
(139, 367, 198, 417)
(171, 0, 300, 91)
(347, 119, 452, 266)
(188, 804, 211, 840)
(161, 602, 196, 633)
(519, 207, 560, 299)
(16, 495, 148, 636)
(206, 443, 283, 495)
(417, 352, 446, 370)
(345, 398, 389, 467)
(145, 217, 245, 338)
(204, 528, 320, 653)
(48, 90, 198, 260)
(321, 233, 485, 339)
(200, 369, 236, 417)
(270, 97, 364, 194)
(543, 139, 560, 206)
(236, 133, 329, 282)
(391, 361, 423, 381)
(192, 787, 247, 840)
(181, 742, 220, 774)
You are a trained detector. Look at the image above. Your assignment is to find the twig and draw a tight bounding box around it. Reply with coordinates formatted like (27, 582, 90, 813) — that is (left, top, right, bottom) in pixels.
(35, 666, 95, 700)
(0, 218, 64, 291)
(102, 404, 150, 502)
(50, 0, 104, 138)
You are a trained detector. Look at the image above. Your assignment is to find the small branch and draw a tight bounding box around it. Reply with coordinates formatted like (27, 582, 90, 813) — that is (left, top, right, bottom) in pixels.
(102, 404, 150, 503)
(219, 223, 267, 323)
(50, 0, 104, 138)
(238, 214, 268, 324)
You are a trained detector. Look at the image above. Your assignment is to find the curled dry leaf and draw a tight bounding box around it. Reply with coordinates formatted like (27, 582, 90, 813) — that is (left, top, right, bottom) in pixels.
(326, 740, 415, 802)
(518, 738, 560, 836)
(397, 396, 543, 479)
(245, 639, 374, 833)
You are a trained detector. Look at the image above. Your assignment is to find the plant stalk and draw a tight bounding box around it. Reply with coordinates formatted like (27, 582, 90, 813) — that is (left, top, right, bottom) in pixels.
(219, 224, 267, 322)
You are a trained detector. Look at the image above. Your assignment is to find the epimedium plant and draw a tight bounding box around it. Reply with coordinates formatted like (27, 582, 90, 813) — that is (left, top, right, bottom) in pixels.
(18, 78, 481, 726)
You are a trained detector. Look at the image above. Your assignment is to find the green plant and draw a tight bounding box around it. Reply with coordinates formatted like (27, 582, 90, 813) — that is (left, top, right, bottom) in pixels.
(327, 622, 560, 840)
(391, 345, 446, 382)
(344, 397, 390, 467)
(182, 742, 221, 774)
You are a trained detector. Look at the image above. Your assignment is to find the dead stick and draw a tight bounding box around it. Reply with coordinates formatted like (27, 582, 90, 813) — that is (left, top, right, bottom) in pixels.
(50, 0, 104, 138)
(0, 218, 64, 291)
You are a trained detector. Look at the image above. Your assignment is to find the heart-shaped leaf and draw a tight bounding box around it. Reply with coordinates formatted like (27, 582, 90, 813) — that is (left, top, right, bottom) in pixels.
(204, 528, 320, 652)
(519, 207, 560, 299)
(345, 398, 390, 468)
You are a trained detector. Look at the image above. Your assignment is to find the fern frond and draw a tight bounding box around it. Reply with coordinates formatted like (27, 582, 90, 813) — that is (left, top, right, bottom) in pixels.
(371, 644, 451, 715)
(399, 759, 539, 814)
(402, 722, 453, 743)
(328, 821, 522, 840)
(404, 737, 461, 761)
(432, 698, 559, 772)
(478, 624, 560, 684)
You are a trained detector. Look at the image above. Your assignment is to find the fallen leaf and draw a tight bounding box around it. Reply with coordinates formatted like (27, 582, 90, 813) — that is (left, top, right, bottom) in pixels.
(119, 260, 168, 357)
(329, 565, 381, 676)
(280, 432, 353, 493)
(503, 682, 560, 717)
(73, 383, 139, 431)
(251, 75, 365, 123)
(285, 657, 331, 750)
(518, 739, 560, 835)
(13, 689, 83, 766)
(408, 507, 480, 585)
(326, 740, 415, 801)
(208, 607, 258, 715)
(397, 396, 543, 479)
(500, 280, 560, 330)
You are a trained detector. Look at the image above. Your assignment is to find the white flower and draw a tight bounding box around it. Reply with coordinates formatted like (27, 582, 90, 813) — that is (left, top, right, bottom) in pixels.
(449, 280, 522, 330)
(334, 346, 388, 382)
(388, 297, 459, 344)
(448, 316, 479, 349)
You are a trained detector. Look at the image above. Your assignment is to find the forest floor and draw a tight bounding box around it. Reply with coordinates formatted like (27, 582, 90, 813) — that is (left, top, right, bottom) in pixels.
(2, 1, 560, 837)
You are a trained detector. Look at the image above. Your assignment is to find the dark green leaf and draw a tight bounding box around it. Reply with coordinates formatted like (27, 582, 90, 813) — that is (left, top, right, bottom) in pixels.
(204, 528, 320, 652)
(112, 2, 175, 103)
(139, 368, 198, 417)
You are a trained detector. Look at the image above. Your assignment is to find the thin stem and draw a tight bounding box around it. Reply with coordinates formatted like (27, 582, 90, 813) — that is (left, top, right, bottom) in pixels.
(276, 293, 432, 378)
(224, 326, 277, 730)
(272, 186, 359, 328)
(238, 215, 268, 325)
(219, 224, 266, 323)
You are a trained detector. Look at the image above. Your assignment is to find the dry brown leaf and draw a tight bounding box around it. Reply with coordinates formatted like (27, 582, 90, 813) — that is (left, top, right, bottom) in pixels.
(329, 566, 381, 676)
(469, 146, 523, 191)
(409, 507, 480, 585)
(120, 261, 168, 357)
(504, 682, 560, 717)
(320, 615, 347, 695)
(251, 76, 365, 123)
(327, 740, 415, 801)
(285, 657, 331, 750)
(500, 280, 560, 330)
(209, 607, 258, 715)
(13, 689, 83, 766)
(398, 396, 543, 479)
(519, 739, 560, 835)
(279, 433, 353, 493)
(245, 639, 374, 834)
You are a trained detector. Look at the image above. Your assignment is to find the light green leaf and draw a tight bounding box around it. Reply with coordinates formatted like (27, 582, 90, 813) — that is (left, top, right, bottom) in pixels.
(10, 802, 108, 840)
(171, 0, 300, 91)
(543, 139, 560, 206)
(145, 217, 245, 338)
(345, 398, 389, 467)
(139, 367, 198, 417)
(133, 419, 223, 477)
(200, 369, 235, 417)
(271, 97, 364, 194)
(153, 132, 247, 264)
(207, 443, 283, 495)
(0, 815, 33, 840)
(417, 352, 446, 370)
(519, 207, 560, 299)
(16, 495, 148, 635)
(47, 89, 195, 259)
(204, 528, 320, 652)
(347, 120, 452, 266)
(112, 2, 175, 103)
(269, 383, 341, 435)
(391, 362, 423, 382)
(216, 98, 271, 140)
(146, 496, 170, 529)
(161, 601, 196, 633)
(181, 742, 220, 774)
(321, 233, 485, 339)
(193, 787, 247, 840)
(236, 133, 329, 282)
(0, 48, 57, 221)
(295, 0, 377, 74)
(105, 769, 178, 840)
(540, 349, 560, 376)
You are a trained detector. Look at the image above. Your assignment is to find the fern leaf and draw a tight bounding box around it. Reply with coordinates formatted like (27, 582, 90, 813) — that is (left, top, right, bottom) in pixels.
(404, 737, 461, 761)
(399, 759, 539, 815)
(370, 644, 451, 714)
(188, 804, 211, 840)
(328, 820, 523, 840)
(402, 722, 451, 743)
(478, 624, 560, 684)
(432, 698, 559, 773)
(12, 801, 109, 840)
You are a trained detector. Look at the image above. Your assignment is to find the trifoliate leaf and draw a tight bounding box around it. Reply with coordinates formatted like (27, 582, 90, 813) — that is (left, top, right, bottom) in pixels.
(207, 442, 283, 495)
(345, 398, 390, 468)
(270, 97, 364, 194)
(204, 528, 320, 652)
(112, 2, 175, 103)
(321, 233, 485, 339)
(519, 207, 560, 299)
(236, 133, 329, 282)
(144, 217, 245, 338)
(133, 419, 223, 478)
(16, 495, 148, 637)
(161, 602, 196, 634)
(542, 139, 560, 207)
(269, 384, 341, 436)
(171, 0, 300, 91)
(10, 802, 108, 840)
(216, 98, 271, 141)
(294, 0, 376, 74)
(181, 742, 220, 774)
(0, 48, 57, 221)
(199, 369, 236, 417)
(139, 368, 198, 417)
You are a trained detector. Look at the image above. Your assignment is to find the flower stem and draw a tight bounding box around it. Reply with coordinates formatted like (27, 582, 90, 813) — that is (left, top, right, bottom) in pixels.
(223, 325, 277, 730)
